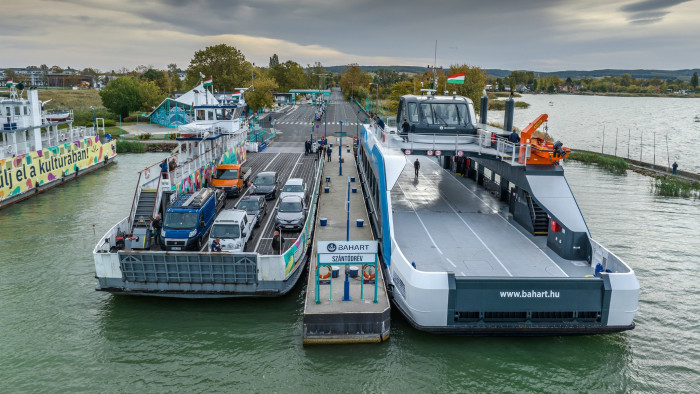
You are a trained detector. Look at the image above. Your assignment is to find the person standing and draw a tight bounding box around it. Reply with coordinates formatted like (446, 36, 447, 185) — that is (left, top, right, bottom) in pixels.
(401, 118, 410, 141)
(211, 238, 222, 252)
(508, 130, 521, 144)
(151, 214, 162, 246)
(272, 230, 284, 254)
(326, 146, 333, 162)
(414, 158, 420, 177)
(672, 161, 678, 175)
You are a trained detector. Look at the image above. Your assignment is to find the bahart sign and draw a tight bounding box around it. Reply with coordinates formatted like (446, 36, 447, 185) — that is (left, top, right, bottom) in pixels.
(317, 240, 378, 263)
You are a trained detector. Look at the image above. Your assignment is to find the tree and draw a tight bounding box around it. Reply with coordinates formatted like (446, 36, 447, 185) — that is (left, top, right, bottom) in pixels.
(167, 63, 183, 91)
(184, 44, 249, 91)
(138, 80, 166, 110)
(99, 77, 141, 118)
(691, 72, 699, 89)
(269, 54, 279, 68)
(339, 64, 371, 100)
(445, 64, 487, 111)
(268, 60, 307, 92)
(245, 77, 278, 113)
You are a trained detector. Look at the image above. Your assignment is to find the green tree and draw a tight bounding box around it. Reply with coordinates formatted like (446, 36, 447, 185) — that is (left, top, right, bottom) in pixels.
(446, 64, 487, 111)
(99, 77, 141, 118)
(269, 54, 279, 68)
(691, 72, 699, 89)
(167, 63, 183, 91)
(268, 60, 307, 92)
(339, 64, 371, 100)
(139, 80, 166, 111)
(245, 77, 278, 113)
(184, 44, 249, 91)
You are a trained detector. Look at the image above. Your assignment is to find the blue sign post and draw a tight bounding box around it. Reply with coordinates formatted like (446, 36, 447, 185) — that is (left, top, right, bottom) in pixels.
(338, 121, 343, 176)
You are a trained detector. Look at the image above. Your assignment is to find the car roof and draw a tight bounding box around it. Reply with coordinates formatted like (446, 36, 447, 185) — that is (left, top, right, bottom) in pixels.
(284, 178, 304, 185)
(280, 195, 303, 202)
(256, 171, 276, 177)
(215, 209, 247, 222)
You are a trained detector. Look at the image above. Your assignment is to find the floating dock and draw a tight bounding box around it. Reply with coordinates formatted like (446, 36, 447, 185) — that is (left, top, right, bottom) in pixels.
(303, 137, 390, 345)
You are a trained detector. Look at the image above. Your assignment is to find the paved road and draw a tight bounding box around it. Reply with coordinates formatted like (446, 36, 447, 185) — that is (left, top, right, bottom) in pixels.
(269, 89, 367, 147)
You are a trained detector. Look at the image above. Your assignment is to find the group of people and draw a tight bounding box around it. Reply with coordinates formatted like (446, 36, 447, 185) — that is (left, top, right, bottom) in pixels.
(304, 139, 313, 155)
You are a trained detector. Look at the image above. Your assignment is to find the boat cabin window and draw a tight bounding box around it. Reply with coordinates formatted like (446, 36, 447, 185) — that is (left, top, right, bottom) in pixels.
(407, 102, 418, 123)
(196, 110, 205, 120)
(419, 103, 470, 126)
(15, 107, 21, 116)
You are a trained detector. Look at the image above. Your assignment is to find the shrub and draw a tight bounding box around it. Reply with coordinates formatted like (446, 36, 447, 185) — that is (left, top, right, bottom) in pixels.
(567, 151, 628, 174)
(138, 133, 151, 140)
(116, 140, 146, 153)
(653, 176, 700, 198)
(123, 115, 150, 122)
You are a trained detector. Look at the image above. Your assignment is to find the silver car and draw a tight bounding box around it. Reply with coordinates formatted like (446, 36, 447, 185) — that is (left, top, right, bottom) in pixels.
(274, 195, 306, 231)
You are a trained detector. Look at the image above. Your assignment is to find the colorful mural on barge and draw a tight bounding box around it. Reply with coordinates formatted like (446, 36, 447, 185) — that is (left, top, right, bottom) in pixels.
(0, 136, 116, 201)
(172, 139, 246, 196)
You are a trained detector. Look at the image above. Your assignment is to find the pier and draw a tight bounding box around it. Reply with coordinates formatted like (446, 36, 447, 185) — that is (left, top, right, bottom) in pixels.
(302, 136, 390, 345)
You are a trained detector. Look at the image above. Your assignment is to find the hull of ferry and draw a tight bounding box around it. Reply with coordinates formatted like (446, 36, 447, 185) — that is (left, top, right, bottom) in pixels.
(356, 124, 638, 336)
(0, 136, 117, 210)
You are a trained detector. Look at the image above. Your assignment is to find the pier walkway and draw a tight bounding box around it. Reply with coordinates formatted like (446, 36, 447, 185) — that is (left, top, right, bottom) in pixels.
(303, 137, 390, 345)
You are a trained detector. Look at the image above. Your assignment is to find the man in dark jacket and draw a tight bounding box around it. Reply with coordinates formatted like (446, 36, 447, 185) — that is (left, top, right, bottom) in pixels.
(414, 158, 420, 177)
(401, 118, 410, 141)
(272, 229, 284, 254)
(508, 130, 520, 144)
(376, 116, 385, 130)
(151, 214, 162, 246)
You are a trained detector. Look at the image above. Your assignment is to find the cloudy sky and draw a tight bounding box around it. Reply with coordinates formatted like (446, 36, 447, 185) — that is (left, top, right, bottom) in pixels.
(2, 0, 699, 72)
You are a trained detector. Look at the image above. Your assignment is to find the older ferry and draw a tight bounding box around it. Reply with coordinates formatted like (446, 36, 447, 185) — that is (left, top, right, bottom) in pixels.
(0, 83, 116, 209)
(357, 91, 639, 335)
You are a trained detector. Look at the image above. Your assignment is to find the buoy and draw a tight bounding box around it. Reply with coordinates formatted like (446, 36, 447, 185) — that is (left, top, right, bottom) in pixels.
(318, 266, 331, 279)
(363, 265, 375, 280)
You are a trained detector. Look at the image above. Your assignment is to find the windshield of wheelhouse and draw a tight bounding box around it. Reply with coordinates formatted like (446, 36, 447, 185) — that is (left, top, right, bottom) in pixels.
(420, 103, 470, 126)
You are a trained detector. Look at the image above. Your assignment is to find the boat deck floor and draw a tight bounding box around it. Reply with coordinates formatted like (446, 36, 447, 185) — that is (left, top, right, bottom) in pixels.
(392, 157, 592, 278)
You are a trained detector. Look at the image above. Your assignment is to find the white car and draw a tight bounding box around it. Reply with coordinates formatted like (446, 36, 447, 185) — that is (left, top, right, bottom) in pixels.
(207, 209, 256, 252)
(279, 178, 307, 202)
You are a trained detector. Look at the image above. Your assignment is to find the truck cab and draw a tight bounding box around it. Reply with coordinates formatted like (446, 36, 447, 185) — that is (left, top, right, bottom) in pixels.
(161, 188, 218, 251)
(208, 209, 255, 252)
(212, 164, 252, 197)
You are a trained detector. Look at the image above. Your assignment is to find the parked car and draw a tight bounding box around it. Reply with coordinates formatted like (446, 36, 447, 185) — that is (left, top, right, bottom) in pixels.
(279, 178, 307, 202)
(207, 209, 255, 253)
(274, 195, 307, 231)
(235, 195, 267, 227)
(251, 171, 279, 200)
(212, 164, 252, 197)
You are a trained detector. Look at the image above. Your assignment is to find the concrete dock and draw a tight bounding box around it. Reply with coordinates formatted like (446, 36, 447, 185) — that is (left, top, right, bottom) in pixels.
(302, 137, 390, 345)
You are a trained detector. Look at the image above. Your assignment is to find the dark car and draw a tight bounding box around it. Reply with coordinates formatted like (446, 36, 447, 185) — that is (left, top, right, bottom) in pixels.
(274, 195, 307, 231)
(252, 171, 278, 200)
(235, 195, 267, 227)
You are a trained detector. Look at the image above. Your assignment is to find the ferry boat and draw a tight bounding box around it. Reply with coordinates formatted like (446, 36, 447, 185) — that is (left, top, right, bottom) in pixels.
(0, 83, 116, 209)
(356, 91, 639, 335)
(92, 82, 322, 298)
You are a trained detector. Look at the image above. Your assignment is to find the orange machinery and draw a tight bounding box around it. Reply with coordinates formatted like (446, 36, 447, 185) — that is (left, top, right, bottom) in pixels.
(517, 114, 570, 165)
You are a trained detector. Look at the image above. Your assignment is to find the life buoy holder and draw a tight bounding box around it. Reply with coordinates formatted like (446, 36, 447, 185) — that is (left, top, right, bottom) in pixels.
(363, 265, 375, 280)
(144, 168, 151, 179)
(318, 265, 331, 279)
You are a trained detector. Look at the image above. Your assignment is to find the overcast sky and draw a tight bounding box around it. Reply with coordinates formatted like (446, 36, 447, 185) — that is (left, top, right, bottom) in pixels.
(2, 0, 699, 72)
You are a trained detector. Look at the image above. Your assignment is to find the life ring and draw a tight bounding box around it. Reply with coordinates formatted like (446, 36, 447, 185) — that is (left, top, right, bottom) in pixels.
(318, 266, 331, 279)
(144, 168, 151, 179)
(363, 265, 375, 280)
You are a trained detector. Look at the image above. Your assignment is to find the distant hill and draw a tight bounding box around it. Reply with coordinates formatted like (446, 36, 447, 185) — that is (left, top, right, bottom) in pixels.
(325, 65, 700, 81)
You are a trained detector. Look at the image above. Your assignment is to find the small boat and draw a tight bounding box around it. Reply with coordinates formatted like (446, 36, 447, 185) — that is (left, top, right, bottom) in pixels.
(549, 101, 554, 106)
(694, 115, 699, 122)
(44, 111, 71, 123)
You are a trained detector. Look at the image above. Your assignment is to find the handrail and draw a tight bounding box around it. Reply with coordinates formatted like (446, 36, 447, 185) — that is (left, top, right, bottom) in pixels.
(127, 172, 143, 231)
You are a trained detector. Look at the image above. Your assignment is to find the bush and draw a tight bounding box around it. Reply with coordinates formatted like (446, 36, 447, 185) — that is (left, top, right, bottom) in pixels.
(653, 176, 700, 198)
(116, 140, 146, 153)
(567, 151, 628, 174)
(123, 115, 150, 122)
(137, 133, 152, 140)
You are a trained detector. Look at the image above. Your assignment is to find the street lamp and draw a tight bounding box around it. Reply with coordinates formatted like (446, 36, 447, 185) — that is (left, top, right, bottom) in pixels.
(369, 83, 379, 116)
(251, 62, 255, 90)
(350, 82, 353, 100)
(90, 105, 95, 134)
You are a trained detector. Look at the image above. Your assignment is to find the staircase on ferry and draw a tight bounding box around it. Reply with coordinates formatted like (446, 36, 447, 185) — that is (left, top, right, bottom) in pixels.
(133, 188, 157, 230)
(527, 194, 549, 236)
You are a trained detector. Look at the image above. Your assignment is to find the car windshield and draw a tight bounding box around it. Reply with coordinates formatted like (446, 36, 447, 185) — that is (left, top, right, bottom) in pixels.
(283, 184, 304, 192)
(254, 175, 274, 186)
(215, 169, 238, 180)
(164, 212, 199, 230)
(211, 224, 240, 238)
(420, 103, 469, 126)
(279, 200, 302, 212)
(236, 200, 258, 211)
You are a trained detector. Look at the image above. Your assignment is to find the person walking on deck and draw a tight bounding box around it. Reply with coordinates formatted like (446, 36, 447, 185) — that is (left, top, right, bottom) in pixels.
(414, 158, 420, 177)
(272, 230, 284, 255)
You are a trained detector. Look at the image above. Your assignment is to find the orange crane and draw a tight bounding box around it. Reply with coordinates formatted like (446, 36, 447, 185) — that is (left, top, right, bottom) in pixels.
(517, 114, 570, 165)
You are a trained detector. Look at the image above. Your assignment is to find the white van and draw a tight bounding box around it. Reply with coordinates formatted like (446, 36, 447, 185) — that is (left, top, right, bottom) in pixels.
(279, 178, 307, 202)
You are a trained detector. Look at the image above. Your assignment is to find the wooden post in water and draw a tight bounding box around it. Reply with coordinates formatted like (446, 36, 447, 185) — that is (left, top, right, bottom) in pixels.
(640, 130, 643, 161)
(615, 128, 618, 156)
(666, 135, 671, 169)
(653, 131, 656, 165)
(628, 128, 631, 158)
(601, 125, 605, 154)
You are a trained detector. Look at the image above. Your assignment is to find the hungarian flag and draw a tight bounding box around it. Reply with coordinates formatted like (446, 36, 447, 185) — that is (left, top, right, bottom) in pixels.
(231, 91, 241, 98)
(447, 72, 465, 84)
(203, 77, 213, 87)
(6, 78, 13, 87)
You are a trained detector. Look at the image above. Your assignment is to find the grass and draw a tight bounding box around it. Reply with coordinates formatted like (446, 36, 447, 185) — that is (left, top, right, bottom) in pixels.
(488, 100, 530, 110)
(116, 140, 147, 153)
(653, 176, 700, 198)
(566, 150, 629, 174)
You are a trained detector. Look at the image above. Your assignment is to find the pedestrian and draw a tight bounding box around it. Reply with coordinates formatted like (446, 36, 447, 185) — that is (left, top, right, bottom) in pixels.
(508, 130, 520, 144)
(272, 229, 284, 254)
(672, 161, 678, 175)
(326, 146, 332, 162)
(317, 143, 323, 159)
(376, 116, 385, 130)
(151, 214, 162, 246)
(304, 140, 310, 155)
(401, 118, 410, 141)
(211, 238, 222, 252)
(248, 180, 257, 195)
(414, 158, 420, 177)
(159, 159, 168, 173)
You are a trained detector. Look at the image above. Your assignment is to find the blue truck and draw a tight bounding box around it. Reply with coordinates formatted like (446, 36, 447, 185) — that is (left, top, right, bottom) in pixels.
(161, 188, 221, 251)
